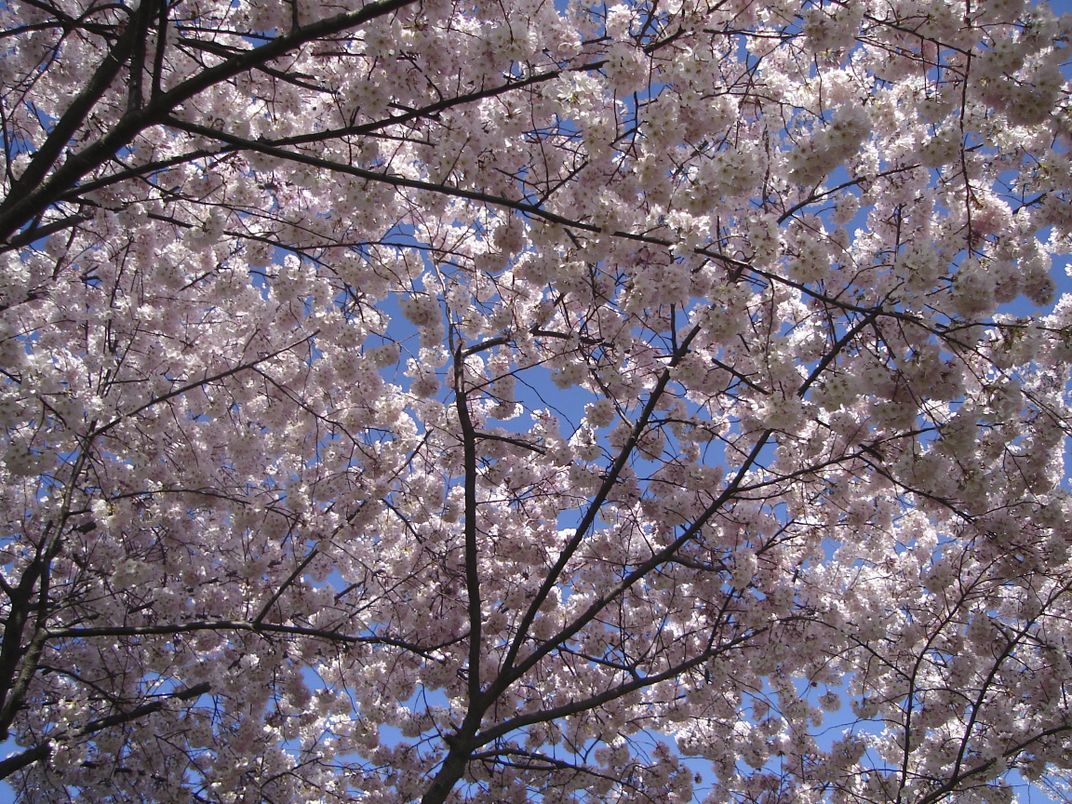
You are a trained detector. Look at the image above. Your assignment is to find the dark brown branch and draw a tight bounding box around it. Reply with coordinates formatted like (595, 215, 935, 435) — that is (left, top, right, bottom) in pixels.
(505, 304, 880, 685)
(0, 0, 420, 242)
(0, 8, 144, 221)
(477, 626, 766, 746)
(46, 620, 461, 657)
(0, 553, 47, 740)
(252, 549, 319, 627)
(3, 213, 90, 250)
(0, 682, 211, 780)
(495, 324, 704, 686)
(453, 342, 484, 704)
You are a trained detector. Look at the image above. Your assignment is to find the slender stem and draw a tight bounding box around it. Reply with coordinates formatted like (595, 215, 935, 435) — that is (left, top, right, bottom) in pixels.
(454, 343, 484, 705)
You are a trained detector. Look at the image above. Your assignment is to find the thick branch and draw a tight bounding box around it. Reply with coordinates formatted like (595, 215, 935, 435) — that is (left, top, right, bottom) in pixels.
(0, 8, 144, 219)
(0, 0, 419, 242)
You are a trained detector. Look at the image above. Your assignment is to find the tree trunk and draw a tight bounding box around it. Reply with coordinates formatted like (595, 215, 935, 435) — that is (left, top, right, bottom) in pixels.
(421, 743, 472, 804)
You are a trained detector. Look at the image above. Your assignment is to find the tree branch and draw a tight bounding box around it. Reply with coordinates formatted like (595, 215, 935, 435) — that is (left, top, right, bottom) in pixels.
(0, 682, 211, 780)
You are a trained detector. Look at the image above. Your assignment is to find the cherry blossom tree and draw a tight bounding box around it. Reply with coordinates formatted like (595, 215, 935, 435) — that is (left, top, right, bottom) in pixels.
(2, 0, 1072, 800)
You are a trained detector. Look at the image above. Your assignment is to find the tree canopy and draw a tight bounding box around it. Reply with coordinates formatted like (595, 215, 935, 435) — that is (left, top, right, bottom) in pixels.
(2, 0, 1072, 800)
